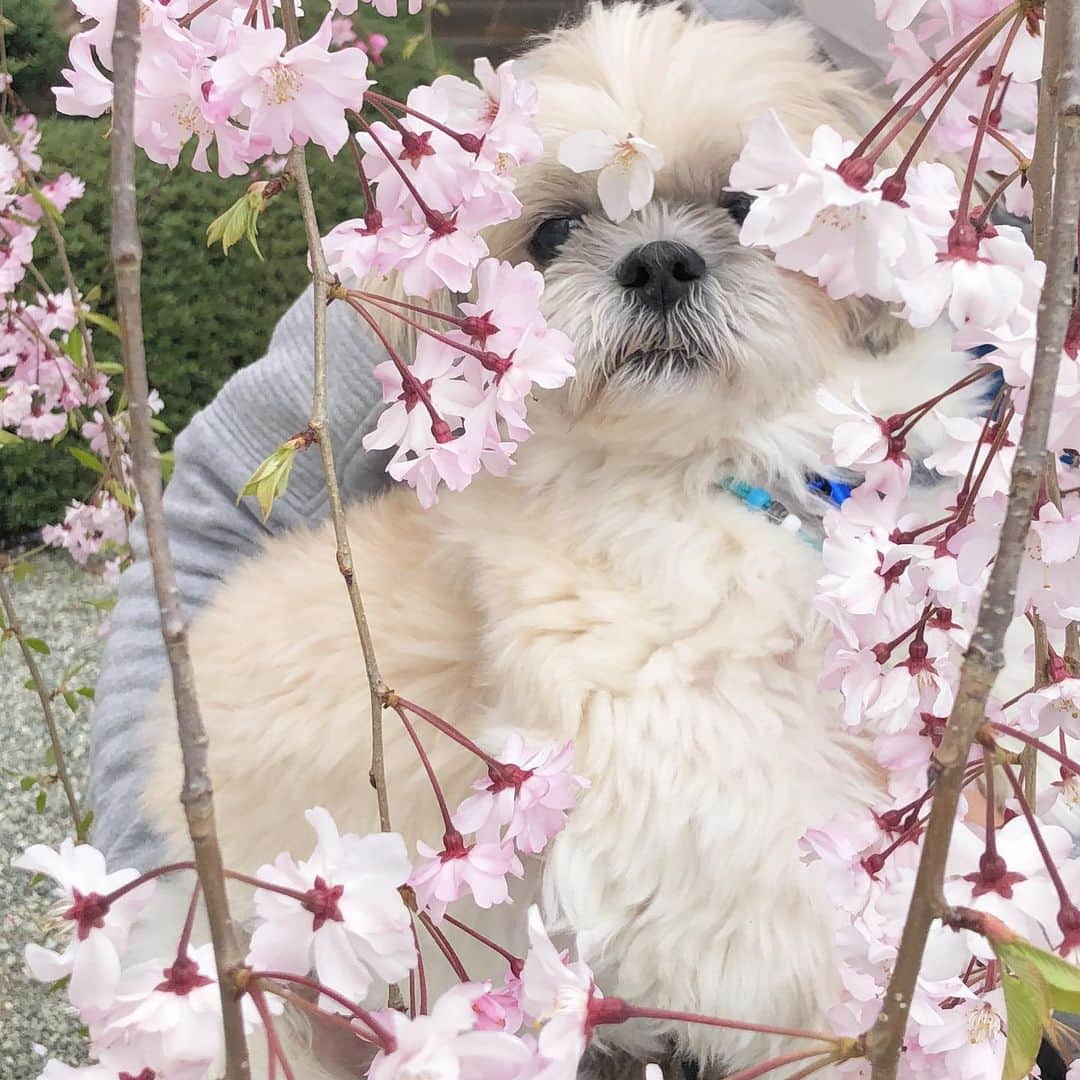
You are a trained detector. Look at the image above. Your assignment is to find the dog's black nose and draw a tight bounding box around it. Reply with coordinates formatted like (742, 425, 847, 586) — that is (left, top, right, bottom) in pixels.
(615, 241, 706, 311)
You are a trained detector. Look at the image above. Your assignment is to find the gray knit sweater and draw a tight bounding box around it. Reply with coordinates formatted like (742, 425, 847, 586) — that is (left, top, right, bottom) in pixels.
(89, 1, 892, 870)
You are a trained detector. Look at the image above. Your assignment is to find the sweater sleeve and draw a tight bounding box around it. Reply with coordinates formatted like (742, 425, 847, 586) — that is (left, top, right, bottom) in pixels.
(89, 287, 391, 870)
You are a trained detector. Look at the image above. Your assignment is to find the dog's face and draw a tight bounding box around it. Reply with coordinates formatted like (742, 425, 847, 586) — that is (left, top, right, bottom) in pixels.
(484, 3, 901, 452)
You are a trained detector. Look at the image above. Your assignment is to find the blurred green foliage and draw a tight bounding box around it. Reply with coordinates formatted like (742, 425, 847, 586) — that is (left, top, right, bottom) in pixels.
(2, 0, 68, 114)
(0, 11, 456, 541)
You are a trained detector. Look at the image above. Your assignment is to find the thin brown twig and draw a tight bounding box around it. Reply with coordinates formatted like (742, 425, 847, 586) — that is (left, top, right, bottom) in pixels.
(1031, 0, 1066, 251)
(108, 3, 250, 1076)
(0, 566, 85, 840)
(863, 4, 1080, 1075)
(280, 0, 393, 836)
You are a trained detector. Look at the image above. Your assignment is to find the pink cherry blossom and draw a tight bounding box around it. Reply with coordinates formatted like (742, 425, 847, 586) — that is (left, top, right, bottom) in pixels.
(557, 130, 664, 223)
(91, 942, 271, 1078)
(369, 984, 534, 1080)
(729, 112, 944, 302)
(452, 735, 588, 855)
(409, 831, 523, 923)
(12, 840, 155, 1013)
(246, 806, 415, 1010)
(521, 906, 596, 1075)
(470, 970, 525, 1033)
(210, 17, 372, 158)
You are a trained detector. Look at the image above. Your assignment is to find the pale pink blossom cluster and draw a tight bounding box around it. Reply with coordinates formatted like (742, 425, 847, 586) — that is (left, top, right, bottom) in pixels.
(882, 0, 1041, 215)
(19, 730, 596, 1080)
(726, 6, 1080, 1075)
(0, 113, 147, 577)
(358, 257, 574, 507)
(409, 731, 587, 921)
(59, 0, 566, 507)
(55, 0, 394, 175)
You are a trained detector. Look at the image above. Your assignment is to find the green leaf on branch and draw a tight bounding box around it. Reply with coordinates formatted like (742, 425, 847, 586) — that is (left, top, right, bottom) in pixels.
(65, 327, 85, 368)
(62, 690, 79, 713)
(207, 181, 281, 260)
(24, 637, 49, 654)
(239, 440, 301, 521)
(35, 790, 47, 813)
(0, 429, 23, 447)
(19, 775, 35, 791)
(401, 32, 425, 59)
(84, 311, 122, 338)
(995, 940, 1055, 1080)
(95, 360, 124, 376)
(999, 938, 1080, 1014)
(69, 446, 104, 475)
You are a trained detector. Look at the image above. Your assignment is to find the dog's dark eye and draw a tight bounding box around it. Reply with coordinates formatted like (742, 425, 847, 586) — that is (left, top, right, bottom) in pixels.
(529, 215, 582, 264)
(720, 191, 755, 225)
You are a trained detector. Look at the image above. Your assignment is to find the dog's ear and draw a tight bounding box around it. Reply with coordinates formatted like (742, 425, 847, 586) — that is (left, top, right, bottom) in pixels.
(347, 266, 459, 362)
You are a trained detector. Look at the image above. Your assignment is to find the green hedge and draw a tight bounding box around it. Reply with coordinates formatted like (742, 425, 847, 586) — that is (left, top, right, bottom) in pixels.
(3, 0, 68, 114)
(1, 18, 454, 542)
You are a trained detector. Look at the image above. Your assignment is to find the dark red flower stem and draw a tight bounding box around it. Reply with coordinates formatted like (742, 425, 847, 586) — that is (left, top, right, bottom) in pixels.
(410, 917, 428, 1015)
(989, 721, 1080, 777)
(975, 166, 1025, 230)
(352, 113, 450, 233)
(874, 605, 932, 663)
(417, 910, 470, 981)
(892, 365, 997, 439)
(347, 138, 378, 215)
(880, 19, 1008, 192)
(364, 91, 483, 155)
(982, 755, 1000, 862)
(391, 702, 456, 834)
(442, 911, 524, 976)
(250, 986, 296, 1080)
(953, 384, 1010, 508)
(722, 1048, 834, 1080)
(607, 1004, 839, 1045)
(251, 971, 395, 1050)
(1000, 684, 1036, 710)
(952, 404, 1017, 530)
(102, 860, 196, 905)
(394, 694, 502, 769)
(178, 0, 223, 27)
(349, 289, 478, 333)
(356, 291, 511, 374)
(175, 880, 202, 960)
(1000, 761, 1076, 916)
(343, 297, 449, 436)
(955, 12, 1027, 243)
(852, 4, 1018, 160)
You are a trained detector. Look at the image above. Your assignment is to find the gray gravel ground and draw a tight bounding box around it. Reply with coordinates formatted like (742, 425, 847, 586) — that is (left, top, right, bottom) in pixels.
(1, 552, 113, 1079)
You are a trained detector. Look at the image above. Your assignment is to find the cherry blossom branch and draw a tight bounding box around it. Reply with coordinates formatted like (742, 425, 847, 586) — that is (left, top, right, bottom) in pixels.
(1031, 0, 1067, 250)
(108, 3, 250, 1076)
(862, 4, 1080, 1072)
(859, 4, 1080, 1067)
(0, 114, 125, 483)
(280, 0, 395, 838)
(0, 564, 85, 839)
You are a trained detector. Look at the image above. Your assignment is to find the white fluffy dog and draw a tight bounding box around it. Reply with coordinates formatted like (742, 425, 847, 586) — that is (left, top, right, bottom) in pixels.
(139, 4, 980, 1076)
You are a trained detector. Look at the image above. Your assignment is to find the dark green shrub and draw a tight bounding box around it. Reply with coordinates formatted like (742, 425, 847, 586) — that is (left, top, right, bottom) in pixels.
(0, 18, 456, 541)
(2, 0, 68, 113)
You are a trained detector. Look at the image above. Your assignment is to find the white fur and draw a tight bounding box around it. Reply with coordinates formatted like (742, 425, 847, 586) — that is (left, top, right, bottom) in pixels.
(135, 6, 985, 1077)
